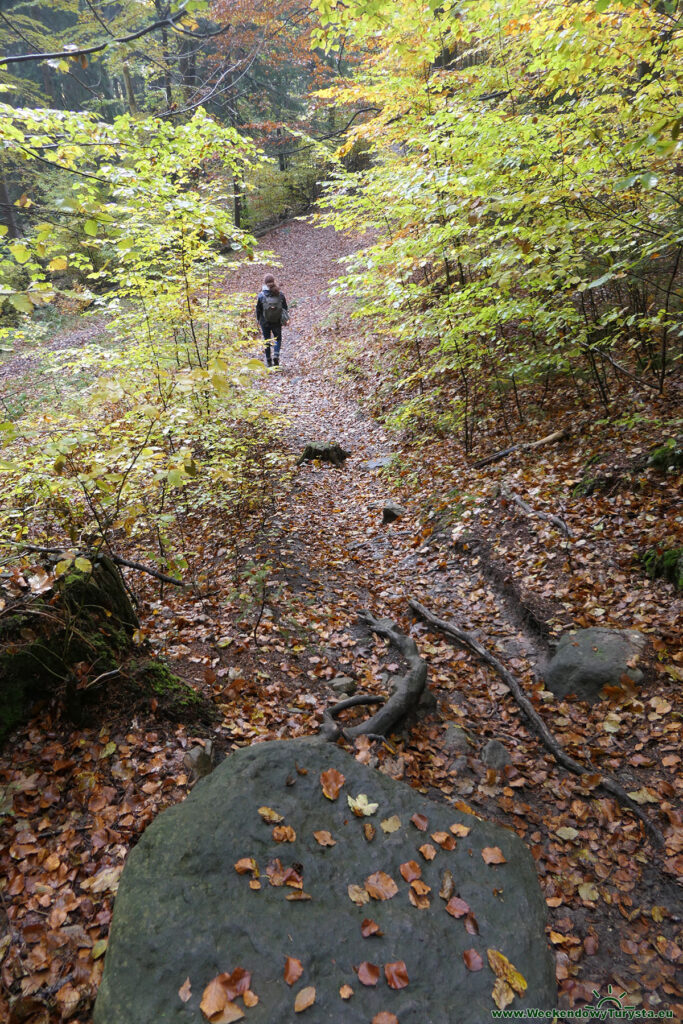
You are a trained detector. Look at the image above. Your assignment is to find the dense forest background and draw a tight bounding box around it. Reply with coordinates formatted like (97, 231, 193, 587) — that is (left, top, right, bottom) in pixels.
(0, 1, 681, 1022)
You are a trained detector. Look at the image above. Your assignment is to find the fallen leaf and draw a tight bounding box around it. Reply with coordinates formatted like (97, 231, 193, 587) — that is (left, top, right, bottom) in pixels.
(286, 891, 312, 901)
(179, 978, 192, 1003)
(450, 823, 471, 837)
(234, 858, 258, 876)
(481, 846, 506, 865)
(384, 960, 409, 990)
(399, 860, 422, 883)
(348, 793, 379, 816)
(273, 825, 296, 843)
(200, 977, 229, 1020)
(381, 815, 401, 833)
(439, 869, 455, 900)
(82, 864, 123, 893)
(445, 896, 470, 919)
(356, 962, 380, 986)
(284, 957, 303, 986)
(487, 949, 527, 995)
(363, 823, 376, 842)
(463, 948, 484, 971)
(578, 882, 599, 902)
(411, 812, 428, 831)
(431, 831, 456, 850)
(419, 843, 437, 861)
(361, 918, 382, 937)
(365, 871, 398, 900)
(243, 991, 258, 1007)
(212, 1004, 245, 1024)
(313, 830, 336, 847)
(555, 827, 579, 841)
(372, 1015, 398, 1024)
(320, 769, 345, 800)
(294, 986, 316, 1012)
(627, 787, 659, 804)
(348, 884, 370, 906)
(492, 978, 515, 1011)
(258, 806, 284, 824)
(340, 984, 354, 999)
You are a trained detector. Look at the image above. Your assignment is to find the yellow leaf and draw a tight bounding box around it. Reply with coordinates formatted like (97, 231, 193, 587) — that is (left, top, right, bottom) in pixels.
(48, 257, 68, 271)
(294, 986, 316, 1012)
(492, 978, 515, 1010)
(380, 815, 401, 833)
(258, 806, 284, 824)
(487, 949, 527, 996)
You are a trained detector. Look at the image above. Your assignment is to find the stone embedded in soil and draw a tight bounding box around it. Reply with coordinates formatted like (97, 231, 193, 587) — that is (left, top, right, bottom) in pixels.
(443, 722, 471, 754)
(382, 501, 407, 524)
(94, 740, 555, 1024)
(481, 739, 511, 770)
(329, 675, 357, 696)
(544, 627, 646, 703)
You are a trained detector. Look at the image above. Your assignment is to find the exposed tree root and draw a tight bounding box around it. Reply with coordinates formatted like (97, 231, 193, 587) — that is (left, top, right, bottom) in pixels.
(320, 611, 427, 741)
(499, 482, 573, 538)
(408, 598, 664, 849)
(20, 544, 186, 587)
(473, 426, 571, 469)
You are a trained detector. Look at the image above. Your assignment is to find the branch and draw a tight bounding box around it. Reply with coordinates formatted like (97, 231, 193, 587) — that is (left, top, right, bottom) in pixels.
(408, 599, 664, 848)
(499, 481, 573, 538)
(0, 6, 189, 65)
(472, 426, 571, 469)
(18, 544, 186, 587)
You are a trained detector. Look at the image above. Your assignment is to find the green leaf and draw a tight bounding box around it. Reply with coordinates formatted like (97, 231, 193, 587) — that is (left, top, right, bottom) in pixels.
(8, 293, 33, 313)
(55, 558, 73, 576)
(48, 256, 68, 271)
(84, 220, 98, 237)
(0, 225, 8, 237)
(99, 740, 116, 759)
(74, 556, 92, 573)
(9, 242, 30, 264)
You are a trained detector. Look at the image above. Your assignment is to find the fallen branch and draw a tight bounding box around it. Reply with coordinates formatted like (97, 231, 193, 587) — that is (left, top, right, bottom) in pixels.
(19, 544, 186, 587)
(320, 612, 428, 741)
(499, 482, 573, 538)
(408, 598, 664, 848)
(473, 427, 571, 469)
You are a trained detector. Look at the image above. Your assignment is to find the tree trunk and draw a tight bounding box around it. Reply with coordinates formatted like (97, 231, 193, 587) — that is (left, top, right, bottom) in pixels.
(0, 168, 20, 238)
(122, 63, 138, 114)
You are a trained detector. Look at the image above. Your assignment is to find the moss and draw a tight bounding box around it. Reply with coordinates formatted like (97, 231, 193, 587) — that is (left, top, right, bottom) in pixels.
(647, 436, 683, 473)
(641, 546, 683, 591)
(134, 659, 203, 709)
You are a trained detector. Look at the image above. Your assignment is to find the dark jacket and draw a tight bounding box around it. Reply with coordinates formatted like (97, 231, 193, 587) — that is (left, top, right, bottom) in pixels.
(256, 287, 288, 326)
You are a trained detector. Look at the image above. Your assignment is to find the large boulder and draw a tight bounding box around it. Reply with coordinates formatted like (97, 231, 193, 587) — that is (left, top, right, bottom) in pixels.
(544, 627, 646, 703)
(95, 740, 555, 1024)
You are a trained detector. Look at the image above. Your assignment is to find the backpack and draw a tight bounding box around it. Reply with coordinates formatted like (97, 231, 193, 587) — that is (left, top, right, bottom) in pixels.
(263, 291, 284, 325)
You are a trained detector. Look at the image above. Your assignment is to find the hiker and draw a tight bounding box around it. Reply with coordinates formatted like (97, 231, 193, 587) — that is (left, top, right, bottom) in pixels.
(256, 273, 289, 367)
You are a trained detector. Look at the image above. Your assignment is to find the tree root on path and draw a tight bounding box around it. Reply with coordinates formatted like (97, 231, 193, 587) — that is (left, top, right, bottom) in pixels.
(408, 598, 664, 849)
(499, 482, 573, 538)
(319, 611, 427, 742)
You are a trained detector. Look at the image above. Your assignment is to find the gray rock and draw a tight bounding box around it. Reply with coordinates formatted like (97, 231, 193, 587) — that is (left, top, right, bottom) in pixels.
(183, 742, 214, 779)
(329, 675, 357, 696)
(481, 739, 511, 770)
(383, 501, 407, 524)
(544, 627, 646, 703)
(95, 740, 555, 1024)
(362, 456, 393, 470)
(443, 723, 471, 754)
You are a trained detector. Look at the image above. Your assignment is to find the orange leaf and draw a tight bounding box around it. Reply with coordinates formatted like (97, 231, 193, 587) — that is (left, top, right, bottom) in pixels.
(284, 957, 303, 986)
(463, 948, 484, 971)
(221, 968, 251, 1002)
(363, 822, 375, 842)
(178, 977, 192, 1003)
(294, 986, 316, 1013)
(313, 830, 336, 847)
(482, 846, 507, 865)
(348, 884, 370, 905)
(320, 768, 345, 800)
(212, 1003, 245, 1024)
(340, 984, 354, 1000)
(399, 860, 422, 883)
(445, 896, 470, 918)
(356, 961, 380, 986)
(373, 1015, 398, 1024)
(411, 812, 428, 831)
(200, 977, 228, 1019)
(273, 825, 296, 843)
(243, 990, 258, 1008)
(365, 871, 398, 900)
(234, 857, 257, 876)
(419, 843, 437, 861)
(450, 823, 471, 837)
(431, 831, 456, 850)
(361, 918, 382, 937)
(384, 960, 409, 990)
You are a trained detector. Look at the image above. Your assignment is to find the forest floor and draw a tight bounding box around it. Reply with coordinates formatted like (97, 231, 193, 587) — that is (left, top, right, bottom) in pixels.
(0, 217, 681, 1024)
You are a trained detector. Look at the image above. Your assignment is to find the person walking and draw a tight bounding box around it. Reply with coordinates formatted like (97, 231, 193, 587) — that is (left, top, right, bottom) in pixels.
(256, 273, 289, 367)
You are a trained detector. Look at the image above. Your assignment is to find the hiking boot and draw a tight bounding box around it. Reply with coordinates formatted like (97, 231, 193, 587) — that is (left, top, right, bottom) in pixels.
(273, 357, 279, 366)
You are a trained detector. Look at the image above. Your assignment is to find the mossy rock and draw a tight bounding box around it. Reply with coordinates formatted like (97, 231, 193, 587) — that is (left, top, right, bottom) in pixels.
(647, 435, 683, 473)
(0, 555, 138, 744)
(641, 545, 683, 591)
